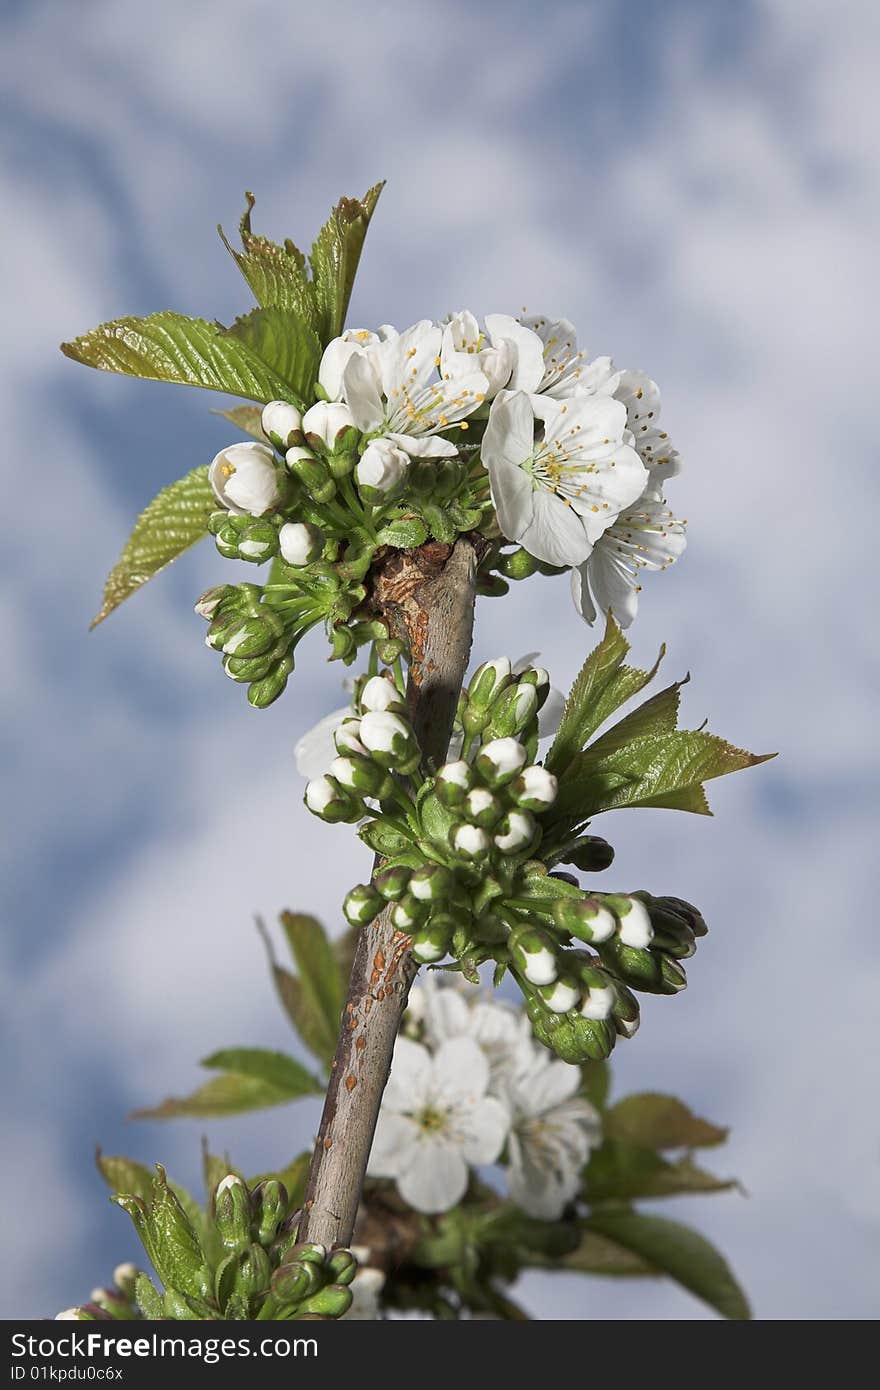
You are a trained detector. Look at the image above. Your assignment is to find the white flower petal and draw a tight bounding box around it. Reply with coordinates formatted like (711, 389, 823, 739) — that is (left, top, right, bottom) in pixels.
(519, 489, 592, 567)
(396, 1141, 469, 1213)
(485, 314, 546, 393)
(343, 352, 385, 432)
(458, 1095, 510, 1165)
(430, 1036, 489, 1105)
(383, 1036, 433, 1112)
(294, 706, 352, 778)
(367, 1110, 419, 1178)
(387, 432, 458, 458)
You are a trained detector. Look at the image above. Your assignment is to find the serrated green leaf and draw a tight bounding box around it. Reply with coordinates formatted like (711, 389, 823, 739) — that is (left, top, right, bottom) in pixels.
(146, 1167, 209, 1299)
(605, 1092, 728, 1149)
(585, 677, 687, 758)
(583, 1211, 751, 1319)
(585, 1140, 736, 1202)
(96, 1150, 155, 1203)
(278, 912, 345, 1066)
(212, 404, 266, 440)
(61, 311, 294, 402)
(376, 517, 429, 548)
(91, 465, 215, 627)
(545, 615, 630, 775)
(553, 729, 775, 820)
(309, 182, 385, 342)
(135, 1274, 165, 1319)
(218, 192, 319, 329)
(224, 307, 321, 408)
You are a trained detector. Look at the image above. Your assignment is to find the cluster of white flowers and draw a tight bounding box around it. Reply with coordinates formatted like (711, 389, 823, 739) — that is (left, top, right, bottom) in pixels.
(368, 977, 601, 1221)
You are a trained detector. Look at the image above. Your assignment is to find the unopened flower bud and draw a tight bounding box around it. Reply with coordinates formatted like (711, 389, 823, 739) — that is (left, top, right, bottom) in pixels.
(333, 718, 365, 756)
(251, 1180, 288, 1246)
(359, 675, 403, 713)
(344, 883, 383, 925)
(214, 1174, 251, 1253)
(538, 974, 581, 1014)
(272, 1259, 324, 1304)
(262, 400, 303, 450)
(358, 710, 419, 772)
(611, 980, 641, 1038)
(494, 809, 536, 854)
(285, 446, 336, 503)
(408, 863, 453, 903)
(553, 896, 617, 944)
(603, 894, 654, 949)
(355, 438, 410, 501)
(194, 585, 234, 620)
(465, 787, 504, 828)
(304, 775, 361, 823)
(391, 893, 428, 931)
(451, 823, 491, 859)
(467, 658, 512, 711)
(209, 442, 280, 516)
(327, 1249, 359, 1287)
(279, 521, 323, 566)
(509, 925, 559, 985)
(222, 614, 283, 659)
(486, 682, 539, 738)
(510, 765, 557, 812)
(112, 1264, 138, 1298)
(330, 753, 390, 798)
(500, 547, 539, 580)
(302, 401, 357, 450)
(562, 835, 615, 873)
(436, 759, 473, 807)
(475, 737, 527, 788)
(411, 913, 456, 964)
(578, 968, 616, 1021)
(296, 1283, 353, 1319)
(374, 864, 412, 901)
(247, 655, 293, 708)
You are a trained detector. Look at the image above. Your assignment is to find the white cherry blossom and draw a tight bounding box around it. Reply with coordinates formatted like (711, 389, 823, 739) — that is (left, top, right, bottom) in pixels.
(614, 369, 681, 490)
(367, 1036, 509, 1213)
(486, 313, 619, 401)
(481, 391, 648, 567)
(571, 493, 686, 627)
(440, 310, 519, 399)
(208, 441, 280, 516)
(500, 1049, 601, 1219)
(318, 325, 398, 402)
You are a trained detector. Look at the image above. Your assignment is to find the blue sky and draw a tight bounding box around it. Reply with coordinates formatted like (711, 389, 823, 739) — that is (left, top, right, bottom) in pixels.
(1, 0, 878, 1319)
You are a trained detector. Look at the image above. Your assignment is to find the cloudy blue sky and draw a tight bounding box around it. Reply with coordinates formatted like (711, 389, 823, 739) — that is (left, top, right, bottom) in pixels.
(1, 0, 878, 1320)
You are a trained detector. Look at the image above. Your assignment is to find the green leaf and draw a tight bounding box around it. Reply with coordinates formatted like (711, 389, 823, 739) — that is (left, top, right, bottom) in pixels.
(580, 1060, 611, 1109)
(96, 1150, 204, 1236)
(61, 311, 294, 402)
(91, 465, 215, 628)
(376, 517, 429, 548)
(545, 615, 630, 775)
(585, 1140, 737, 1202)
(605, 1092, 728, 1149)
(135, 1274, 165, 1319)
(130, 1049, 320, 1120)
(278, 912, 345, 1066)
(553, 728, 775, 820)
(584, 677, 687, 758)
(218, 192, 319, 328)
(200, 1047, 320, 1094)
(583, 1211, 751, 1319)
(224, 307, 321, 408)
(358, 820, 416, 857)
(309, 182, 385, 342)
(555, 1226, 658, 1277)
(212, 404, 266, 441)
(143, 1167, 208, 1300)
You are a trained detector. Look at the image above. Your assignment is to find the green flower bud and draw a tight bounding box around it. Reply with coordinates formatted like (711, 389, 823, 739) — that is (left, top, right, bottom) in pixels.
(560, 835, 615, 873)
(295, 1284, 353, 1319)
(476, 574, 510, 598)
(467, 658, 513, 713)
(552, 896, 617, 944)
(598, 937, 687, 995)
(221, 613, 284, 659)
(391, 892, 429, 931)
(411, 914, 456, 964)
(436, 759, 474, 807)
(485, 682, 539, 739)
(304, 774, 363, 824)
(329, 624, 358, 663)
(247, 655, 293, 708)
(475, 737, 528, 788)
(271, 1259, 324, 1305)
(237, 518, 280, 564)
(450, 822, 492, 859)
(326, 1249, 358, 1287)
(224, 650, 277, 682)
(250, 1180, 288, 1246)
(194, 585, 235, 620)
(611, 980, 641, 1038)
(653, 894, 708, 938)
(408, 862, 453, 903)
(537, 972, 581, 1014)
(509, 925, 559, 986)
(344, 883, 384, 926)
(510, 764, 558, 812)
(499, 547, 539, 580)
(213, 1174, 251, 1253)
(230, 1244, 273, 1304)
(330, 753, 392, 798)
(285, 447, 336, 504)
(374, 864, 412, 900)
(464, 786, 504, 828)
(493, 809, 537, 855)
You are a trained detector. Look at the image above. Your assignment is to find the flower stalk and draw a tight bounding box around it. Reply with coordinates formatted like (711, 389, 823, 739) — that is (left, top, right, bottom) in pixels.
(296, 537, 479, 1248)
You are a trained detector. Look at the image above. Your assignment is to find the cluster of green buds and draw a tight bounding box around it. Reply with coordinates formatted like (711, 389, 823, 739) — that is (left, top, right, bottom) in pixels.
(305, 653, 710, 1065)
(474, 544, 568, 599)
(195, 582, 294, 708)
(65, 1166, 358, 1321)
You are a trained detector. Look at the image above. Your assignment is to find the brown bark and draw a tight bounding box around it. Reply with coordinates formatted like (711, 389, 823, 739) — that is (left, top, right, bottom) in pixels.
(296, 537, 479, 1249)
